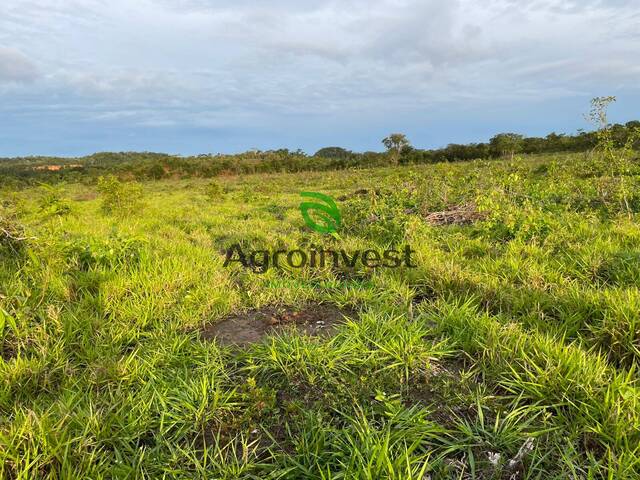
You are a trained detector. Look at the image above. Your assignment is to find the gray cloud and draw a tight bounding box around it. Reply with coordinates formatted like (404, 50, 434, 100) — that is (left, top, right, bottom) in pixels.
(0, 46, 39, 83)
(0, 0, 638, 155)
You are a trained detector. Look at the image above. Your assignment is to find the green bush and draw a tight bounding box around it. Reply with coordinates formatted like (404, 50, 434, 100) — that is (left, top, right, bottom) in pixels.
(37, 185, 71, 217)
(203, 180, 224, 200)
(64, 233, 145, 271)
(97, 175, 144, 215)
(341, 190, 414, 245)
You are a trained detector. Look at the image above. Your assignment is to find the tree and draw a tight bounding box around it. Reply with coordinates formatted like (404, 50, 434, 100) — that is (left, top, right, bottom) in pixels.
(147, 163, 166, 180)
(489, 133, 524, 160)
(382, 133, 411, 165)
(586, 95, 637, 217)
(314, 147, 352, 159)
(586, 96, 616, 162)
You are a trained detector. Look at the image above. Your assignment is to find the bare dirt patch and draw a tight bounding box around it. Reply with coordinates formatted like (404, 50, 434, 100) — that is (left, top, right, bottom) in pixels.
(1, 341, 17, 361)
(337, 188, 382, 201)
(201, 303, 355, 346)
(424, 203, 486, 226)
(33, 164, 83, 171)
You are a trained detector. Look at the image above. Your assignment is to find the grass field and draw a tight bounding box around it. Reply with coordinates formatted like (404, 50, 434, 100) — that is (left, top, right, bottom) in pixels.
(2, 151, 640, 478)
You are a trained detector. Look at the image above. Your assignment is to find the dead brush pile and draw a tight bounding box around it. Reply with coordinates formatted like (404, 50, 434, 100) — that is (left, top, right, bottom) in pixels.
(423, 203, 486, 226)
(0, 208, 31, 254)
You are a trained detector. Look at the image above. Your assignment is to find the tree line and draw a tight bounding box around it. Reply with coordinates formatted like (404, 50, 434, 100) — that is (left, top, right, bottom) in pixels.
(1, 120, 639, 186)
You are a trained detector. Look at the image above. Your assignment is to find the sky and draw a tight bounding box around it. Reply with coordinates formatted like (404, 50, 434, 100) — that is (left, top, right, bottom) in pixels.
(0, 0, 639, 157)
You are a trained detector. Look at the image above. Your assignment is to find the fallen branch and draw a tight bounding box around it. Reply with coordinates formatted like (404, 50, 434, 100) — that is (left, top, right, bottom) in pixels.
(0, 227, 32, 242)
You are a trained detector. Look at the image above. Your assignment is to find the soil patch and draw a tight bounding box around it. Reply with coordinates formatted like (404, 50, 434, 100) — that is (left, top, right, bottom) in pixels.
(201, 303, 355, 346)
(424, 203, 486, 226)
(1, 342, 16, 361)
(33, 164, 83, 171)
(337, 188, 382, 201)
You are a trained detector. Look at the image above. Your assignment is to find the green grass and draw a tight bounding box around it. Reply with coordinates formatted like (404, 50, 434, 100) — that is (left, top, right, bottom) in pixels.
(1, 152, 640, 478)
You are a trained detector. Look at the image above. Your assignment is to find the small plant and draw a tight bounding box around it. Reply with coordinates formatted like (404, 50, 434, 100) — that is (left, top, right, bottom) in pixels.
(37, 184, 71, 217)
(204, 180, 224, 200)
(0, 306, 17, 347)
(64, 233, 145, 271)
(97, 175, 144, 215)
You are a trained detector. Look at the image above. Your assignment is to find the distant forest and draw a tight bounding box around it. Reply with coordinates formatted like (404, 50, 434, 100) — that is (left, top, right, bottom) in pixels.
(2, 121, 639, 186)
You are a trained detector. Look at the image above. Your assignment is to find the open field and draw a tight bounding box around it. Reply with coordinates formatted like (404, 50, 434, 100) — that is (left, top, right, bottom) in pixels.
(2, 151, 640, 478)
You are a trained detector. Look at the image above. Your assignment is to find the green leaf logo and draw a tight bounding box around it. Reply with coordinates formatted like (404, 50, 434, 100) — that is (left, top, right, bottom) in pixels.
(299, 192, 341, 234)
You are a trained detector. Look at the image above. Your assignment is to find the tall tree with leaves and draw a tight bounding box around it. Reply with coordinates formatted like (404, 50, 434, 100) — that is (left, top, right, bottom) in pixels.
(382, 133, 411, 165)
(489, 133, 524, 160)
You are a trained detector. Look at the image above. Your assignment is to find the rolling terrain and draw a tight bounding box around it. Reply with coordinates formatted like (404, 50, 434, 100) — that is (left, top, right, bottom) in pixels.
(1, 151, 640, 478)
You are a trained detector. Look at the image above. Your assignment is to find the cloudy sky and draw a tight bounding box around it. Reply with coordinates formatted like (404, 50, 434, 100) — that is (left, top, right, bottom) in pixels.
(0, 0, 638, 156)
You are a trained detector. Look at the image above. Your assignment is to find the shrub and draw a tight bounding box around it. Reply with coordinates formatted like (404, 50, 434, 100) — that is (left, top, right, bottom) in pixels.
(96, 175, 144, 215)
(147, 163, 166, 180)
(203, 180, 224, 200)
(37, 185, 71, 217)
(64, 233, 145, 271)
(341, 188, 415, 244)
